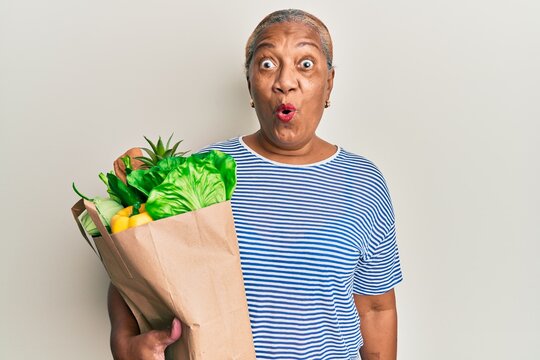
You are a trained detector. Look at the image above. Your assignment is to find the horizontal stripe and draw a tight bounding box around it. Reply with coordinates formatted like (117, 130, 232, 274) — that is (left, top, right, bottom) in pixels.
(198, 137, 403, 359)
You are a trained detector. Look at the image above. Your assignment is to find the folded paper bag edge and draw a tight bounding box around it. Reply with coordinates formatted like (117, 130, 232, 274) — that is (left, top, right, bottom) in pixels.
(84, 199, 133, 279)
(70, 199, 100, 256)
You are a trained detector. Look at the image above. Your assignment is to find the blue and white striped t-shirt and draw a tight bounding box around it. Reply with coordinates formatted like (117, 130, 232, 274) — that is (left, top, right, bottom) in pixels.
(200, 136, 403, 360)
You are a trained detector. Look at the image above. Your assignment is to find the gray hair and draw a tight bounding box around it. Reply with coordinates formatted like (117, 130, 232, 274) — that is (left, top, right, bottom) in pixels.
(245, 9, 334, 74)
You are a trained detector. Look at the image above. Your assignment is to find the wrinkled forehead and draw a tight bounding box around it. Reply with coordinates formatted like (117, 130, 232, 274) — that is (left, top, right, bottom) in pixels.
(252, 21, 324, 53)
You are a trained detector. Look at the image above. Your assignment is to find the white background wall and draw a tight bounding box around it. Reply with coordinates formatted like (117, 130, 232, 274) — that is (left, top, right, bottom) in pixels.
(1, 1, 539, 359)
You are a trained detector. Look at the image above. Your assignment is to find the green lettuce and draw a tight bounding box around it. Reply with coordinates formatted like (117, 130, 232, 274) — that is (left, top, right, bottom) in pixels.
(145, 150, 236, 220)
(127, 156, 186, 196)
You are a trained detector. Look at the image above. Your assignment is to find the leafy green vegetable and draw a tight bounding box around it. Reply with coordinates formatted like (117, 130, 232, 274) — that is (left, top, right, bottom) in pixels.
(121, 155, 133, 175)
(79, 209, 101, 236)
(127, 156, 186, 196)
(145, 150, 236, 220)
(72, 182, 124, 235)
(197, 149, 236, 200)
(98, 172, 121, 204)
(106, 172, 146, 207)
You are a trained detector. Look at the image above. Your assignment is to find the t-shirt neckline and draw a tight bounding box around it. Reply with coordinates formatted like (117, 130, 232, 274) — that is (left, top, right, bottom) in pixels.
(238, 135, 341, 168)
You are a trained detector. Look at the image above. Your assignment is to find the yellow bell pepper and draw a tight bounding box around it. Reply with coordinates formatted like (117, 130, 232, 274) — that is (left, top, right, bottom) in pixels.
(111, 203, 153, 234)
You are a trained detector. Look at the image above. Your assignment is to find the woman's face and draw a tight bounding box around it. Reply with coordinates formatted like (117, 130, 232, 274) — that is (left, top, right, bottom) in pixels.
(247, 22, 334, 150)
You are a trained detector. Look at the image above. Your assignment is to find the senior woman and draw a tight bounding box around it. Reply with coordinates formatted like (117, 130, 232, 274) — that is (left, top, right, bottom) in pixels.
(109, 9, 402, 360)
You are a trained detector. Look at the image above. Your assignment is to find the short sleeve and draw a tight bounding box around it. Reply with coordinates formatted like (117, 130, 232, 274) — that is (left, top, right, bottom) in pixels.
(352, 166, 403, 295)
(353, 222, 403, 295)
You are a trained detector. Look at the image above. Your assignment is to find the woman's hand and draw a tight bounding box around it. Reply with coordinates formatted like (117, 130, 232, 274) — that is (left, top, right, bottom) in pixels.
(111, 318, 182, 360)
(113, 147, 145, 183)
(108, 284, 182, 360)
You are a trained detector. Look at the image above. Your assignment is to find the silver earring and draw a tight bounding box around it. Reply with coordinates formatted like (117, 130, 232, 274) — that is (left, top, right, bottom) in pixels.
(324, 100, 331, 108)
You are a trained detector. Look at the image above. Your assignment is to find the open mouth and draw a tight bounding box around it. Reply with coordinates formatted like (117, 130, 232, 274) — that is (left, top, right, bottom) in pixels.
(275, 103, 296, 122)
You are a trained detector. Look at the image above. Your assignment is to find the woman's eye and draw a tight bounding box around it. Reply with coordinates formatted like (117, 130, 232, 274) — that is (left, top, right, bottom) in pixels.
(260, 59, 276, 69)
(301, 59, 314, 69)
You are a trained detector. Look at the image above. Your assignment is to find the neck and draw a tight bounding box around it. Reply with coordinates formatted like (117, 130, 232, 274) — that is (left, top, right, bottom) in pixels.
(255, 130, 319, 159)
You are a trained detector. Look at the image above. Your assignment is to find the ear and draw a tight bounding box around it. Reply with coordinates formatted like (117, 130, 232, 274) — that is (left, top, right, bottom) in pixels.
(246, 75, 252, 97)
(326, 67, 335, 95)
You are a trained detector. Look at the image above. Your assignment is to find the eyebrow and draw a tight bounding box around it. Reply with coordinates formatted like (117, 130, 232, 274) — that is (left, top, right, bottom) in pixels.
(254, 41, 275, 53)
(296, 41, 321, 51)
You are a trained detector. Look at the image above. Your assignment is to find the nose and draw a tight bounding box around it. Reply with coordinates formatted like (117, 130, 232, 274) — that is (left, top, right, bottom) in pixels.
(272, 64, 298, 95)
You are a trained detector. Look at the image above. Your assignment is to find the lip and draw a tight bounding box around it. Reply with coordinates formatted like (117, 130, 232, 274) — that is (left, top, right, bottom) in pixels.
(275, 103, 297, 122)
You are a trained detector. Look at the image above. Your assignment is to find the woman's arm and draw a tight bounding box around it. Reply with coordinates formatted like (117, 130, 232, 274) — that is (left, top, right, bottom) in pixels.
(108, 283, 181, 360)
(354, 289, 398, 360)
(108, 283, 140, 358)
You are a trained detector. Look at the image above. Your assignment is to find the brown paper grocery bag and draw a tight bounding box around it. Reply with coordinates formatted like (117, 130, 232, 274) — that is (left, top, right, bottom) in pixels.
(71, 199, 256, 360)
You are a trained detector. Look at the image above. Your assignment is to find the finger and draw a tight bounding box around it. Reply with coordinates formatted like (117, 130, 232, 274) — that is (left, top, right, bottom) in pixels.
(168, 318, 182, 343)
(151, 318, 182, 350)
